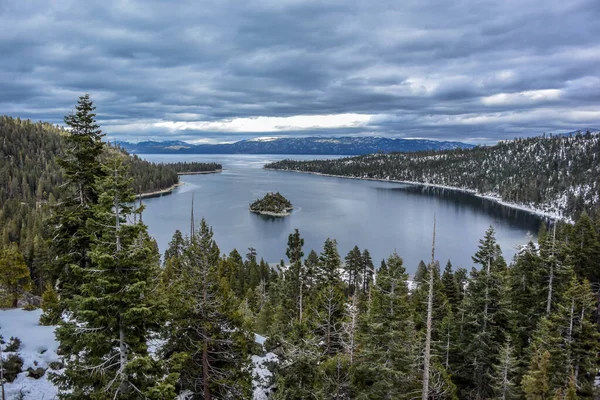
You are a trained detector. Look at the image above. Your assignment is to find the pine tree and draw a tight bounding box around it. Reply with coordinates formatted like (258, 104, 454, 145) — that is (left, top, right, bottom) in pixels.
(441, 260, 461, 311)
(354, 251, 418, 398)
(50, 94, 106, 300)
(457, 227, 509, 399)
(40, 283, 60, 325)
(361, 248, 374, 295)
(530, 275, 600, 395)
(161, 219, 251, 399)
(507, 241, 547, 359)
(0, 243, 32, 307)
(344, 245, 362, 295)
(414, 260, 427, 283)
(52, 154, 166, 399)
(318, 238, 342, 286)
(521, 348, 551, 400)
(286, 229, 305, 322)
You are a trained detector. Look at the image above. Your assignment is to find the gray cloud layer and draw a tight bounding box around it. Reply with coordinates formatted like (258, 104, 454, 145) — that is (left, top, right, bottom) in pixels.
(1, 0, 599, 143)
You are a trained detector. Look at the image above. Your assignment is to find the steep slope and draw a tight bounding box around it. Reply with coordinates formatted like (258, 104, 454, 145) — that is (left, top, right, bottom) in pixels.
(118, 136, 474, 155)
(0, 117, 176, 282)
(266, 132, 600, 219)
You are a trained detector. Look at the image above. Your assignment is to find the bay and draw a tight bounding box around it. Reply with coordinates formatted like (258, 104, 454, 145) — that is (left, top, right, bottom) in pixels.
(140, 154, 544, 274)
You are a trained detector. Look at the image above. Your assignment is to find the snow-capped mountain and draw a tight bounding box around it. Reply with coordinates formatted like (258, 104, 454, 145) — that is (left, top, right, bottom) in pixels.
(117, 136, 474, 155)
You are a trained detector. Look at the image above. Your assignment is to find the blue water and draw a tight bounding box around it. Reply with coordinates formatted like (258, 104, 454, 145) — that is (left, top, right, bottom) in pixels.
(139, 154, 544, 274)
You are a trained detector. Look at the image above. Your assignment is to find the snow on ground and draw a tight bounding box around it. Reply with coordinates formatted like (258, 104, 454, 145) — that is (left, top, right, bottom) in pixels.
(0, 309, 279, 399)
(0, 308, 60, 400)
(251, 352, 278, 400)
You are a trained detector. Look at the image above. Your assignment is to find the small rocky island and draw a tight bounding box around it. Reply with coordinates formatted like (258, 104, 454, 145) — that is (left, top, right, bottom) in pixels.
(249, 192, 293, 217)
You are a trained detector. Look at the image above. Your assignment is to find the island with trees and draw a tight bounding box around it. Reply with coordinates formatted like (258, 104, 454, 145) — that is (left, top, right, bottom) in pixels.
(249, 192, 293, 217)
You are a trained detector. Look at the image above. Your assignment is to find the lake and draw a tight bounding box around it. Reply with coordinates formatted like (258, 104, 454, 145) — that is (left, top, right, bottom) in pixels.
(140, 154, 546, 274)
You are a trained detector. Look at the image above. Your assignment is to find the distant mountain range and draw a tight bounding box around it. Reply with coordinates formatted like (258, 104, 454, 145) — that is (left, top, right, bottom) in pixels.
(117, 136, 475, 155)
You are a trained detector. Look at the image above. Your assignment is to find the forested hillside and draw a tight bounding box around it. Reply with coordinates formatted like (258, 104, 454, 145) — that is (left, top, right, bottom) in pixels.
(266, 132, 600, 220)
(166, 160, 222, 173)
(0, 115, 214, 285)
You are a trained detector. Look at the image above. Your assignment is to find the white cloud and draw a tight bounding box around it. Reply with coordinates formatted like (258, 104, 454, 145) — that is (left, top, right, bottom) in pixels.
(152, 113, 374, 133)
(481, 89, 562, 106)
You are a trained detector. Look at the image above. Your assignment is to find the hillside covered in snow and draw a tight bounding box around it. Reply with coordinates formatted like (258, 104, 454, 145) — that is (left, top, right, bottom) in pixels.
(266, 131, 600, 220)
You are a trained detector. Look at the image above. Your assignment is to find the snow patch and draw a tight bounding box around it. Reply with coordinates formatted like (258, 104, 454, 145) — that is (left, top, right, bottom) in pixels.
(252, 352, 278, 400)
(0, 308, 60, 400)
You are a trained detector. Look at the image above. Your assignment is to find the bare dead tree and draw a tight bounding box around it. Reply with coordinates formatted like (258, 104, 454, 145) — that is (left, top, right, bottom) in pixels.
(342, 294, 359, 365)
(422, 215, 436, 400)
(546, 223, 557, 315)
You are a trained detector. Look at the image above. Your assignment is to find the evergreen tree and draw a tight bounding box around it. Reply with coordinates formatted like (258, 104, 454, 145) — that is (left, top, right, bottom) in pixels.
(52, 154, 166, 399)
(457, 227, 509, 399)
(0, 243, 32, 307)
(50, 94, 106, 300)
(530, 276, 600, 395)
(344, 245, 362, 295)
(354, 251, 418, 398)
(285, 229, 305, 322)
(414, 260, 427, 283)
(521, 348, 551, 400)
(317, 238, 342, 286)
(507, 241, 547, 360)
(441, 260, 461, 311)
(361, 248, 374, 295)
(161, 219, 251, 399)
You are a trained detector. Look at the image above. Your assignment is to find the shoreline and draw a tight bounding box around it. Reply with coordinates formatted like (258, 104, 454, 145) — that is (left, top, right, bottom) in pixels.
(139, 182, 184, 199)
(139, 169, 222, 199)
(266, 168, 568, 222)
(250, 208, 293, 217)
(177, 169, 223, 175)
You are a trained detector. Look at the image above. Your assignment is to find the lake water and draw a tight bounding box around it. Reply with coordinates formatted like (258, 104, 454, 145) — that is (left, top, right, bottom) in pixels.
(140, 154, 545, 274)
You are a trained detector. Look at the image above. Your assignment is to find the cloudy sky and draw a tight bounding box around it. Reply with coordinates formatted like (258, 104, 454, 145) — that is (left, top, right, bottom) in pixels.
(1, 0, 599, 144)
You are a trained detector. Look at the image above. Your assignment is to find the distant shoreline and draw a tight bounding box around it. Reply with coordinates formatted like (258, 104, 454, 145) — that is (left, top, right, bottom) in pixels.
(177, 169, 223, 175)
(139, 182, 184, 199)
(139, 169, 222, 198)
(266, 168, 567, 222)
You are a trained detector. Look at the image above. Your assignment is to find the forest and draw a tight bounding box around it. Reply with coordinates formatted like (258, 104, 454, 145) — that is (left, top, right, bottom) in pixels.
(0, 113, 219, 287)
(1, 95, 599, 399)
(265, 133, 600, 221)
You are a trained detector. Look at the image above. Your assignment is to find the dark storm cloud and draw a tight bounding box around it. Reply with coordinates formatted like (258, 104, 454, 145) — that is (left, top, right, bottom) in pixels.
(1, 0, 599, 143)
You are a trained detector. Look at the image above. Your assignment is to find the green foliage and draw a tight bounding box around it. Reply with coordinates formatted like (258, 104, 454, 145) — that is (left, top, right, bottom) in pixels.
(1, 353, 24, 383)
(0, 113, 211, 288)
(160, 219, 252, 399)
(250, 192, 293, 214)
(162, 161, 221, 173)
(521, 348, 551, 400)
(40, 283, 60, 325)
(52, 154, 165, 399)
(4, 337, 21, 352)
(354, 252, 418, 399)
(0, 243, 32, 307)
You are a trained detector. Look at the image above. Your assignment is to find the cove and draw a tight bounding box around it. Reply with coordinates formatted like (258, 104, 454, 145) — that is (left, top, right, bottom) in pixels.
(139, 154, 545, 274)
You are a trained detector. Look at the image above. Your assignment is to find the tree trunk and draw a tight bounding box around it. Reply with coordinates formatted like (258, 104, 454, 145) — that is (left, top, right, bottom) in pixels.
(546, 223, 556, 315)
(422, 216, 436, 400)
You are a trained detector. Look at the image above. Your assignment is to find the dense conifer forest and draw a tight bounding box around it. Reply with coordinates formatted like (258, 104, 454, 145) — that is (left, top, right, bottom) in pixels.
(165, 161, 222, 173)
(0, 114, 219, 290)
(266, 133, 600, 220)
(1, 96, 599, 399)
